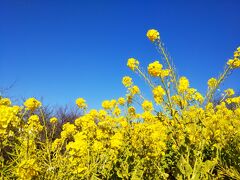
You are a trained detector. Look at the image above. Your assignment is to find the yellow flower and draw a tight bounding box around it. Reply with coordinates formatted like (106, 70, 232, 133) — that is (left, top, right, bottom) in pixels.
(118, 97, 125, 105)
(225, 88, 235, 96)
(122, 76, 132, 87)
(113, 106, 121, 116)
(141, 111, 155, 122)
(148, 61, 163, 76)
(50, 117, 58, 124)
(0, 98, 11, 106)
(227, 58, 240, 68)
(160, 69, 170, 78)
(152, 86, 165, 104)
(142, 100, 153, 111)
(62, 122, 76, 137)
(128, 106, 136, 116)
(178, 76, 189, 93)
(110, 132, 123, 149)
(102, 100, 112, 110)
(208, 78, 218, 88)
(0, 104, 21, 136)
(27, 115, 43, 132)
(127, 58, 139, 71)
(92, 141, 104, 152)
(76, 98, 87, 109)
(24, 97, 41, 111)
(146, 29, 160, 42)
(28, 115, 40, 124)
(130, 85, 140, 95)
(110, 99, 117, 107)
(234, 51, 239, 58)
(127, 95, 133, 104)
(15, 159, 40, 180)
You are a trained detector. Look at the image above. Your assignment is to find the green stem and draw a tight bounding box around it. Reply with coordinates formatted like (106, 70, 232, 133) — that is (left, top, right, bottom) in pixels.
(157, 40, 178, 91)
(207, 66, 232, 103)
(136, 68, 154, 88)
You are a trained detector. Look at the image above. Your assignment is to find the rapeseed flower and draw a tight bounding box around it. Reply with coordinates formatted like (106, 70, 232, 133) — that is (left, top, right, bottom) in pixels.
(227, 58, 240, 68)
(148, 61, 163, 76)
(24, 97, 41, 111)
(127, 58, 139, 71)
(128, 106, 136, 116)
(208, 78, 218, 88)
(152, 86, 165, 104)
(146, 29, 160, 42)
(178, 76, 189, 93)
(76, 98, 87, 109)
(0, 98, 11, 106)
(225, 88, 235, 96)
(122, 76, 132, 87)
(142, 100, 153, 111)
(102, 100, 112, 110)
(50, 117, 58, 124)
(130, 85, 140, 95)
(118, 97, 125, 105)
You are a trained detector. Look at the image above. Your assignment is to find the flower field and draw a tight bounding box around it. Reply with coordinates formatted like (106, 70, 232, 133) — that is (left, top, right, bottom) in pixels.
(1, 29, 240, 179)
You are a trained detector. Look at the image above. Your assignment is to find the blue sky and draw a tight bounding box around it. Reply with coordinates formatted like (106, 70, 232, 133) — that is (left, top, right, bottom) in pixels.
(1, 0, 240, 109)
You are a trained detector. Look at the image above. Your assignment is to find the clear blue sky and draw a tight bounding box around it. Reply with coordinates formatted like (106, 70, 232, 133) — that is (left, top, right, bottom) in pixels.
(1, 0, 240, 109)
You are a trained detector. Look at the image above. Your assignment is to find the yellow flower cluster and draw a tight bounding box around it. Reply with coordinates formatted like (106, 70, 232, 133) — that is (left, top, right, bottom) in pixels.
(102, 99, 117, 110)
(76, 97, 87, 109)
(24, 97, 41, 111)
(227, 47, 240, 68)
(118, 97, 125, 105)
(0, 103, 20, 138)
(27, 115, 43, 133)
(15, 158, 40, 180)
(152, 86, 165, 104)
(129, 85, 140, 95)
(127, 58, 139, 71)
(0, 97, 11, 106)
(50, 117, 58, 124)
(146, 29, 160, 42)
(122, 76, 132, 87)
(208, 77, 218, 88)
(142, 100, 154, 111)
(225, 88, 235, 96)
(1, 29, 240, 179)
(178, 76, 190, 93)
(148, 61, 163, 77)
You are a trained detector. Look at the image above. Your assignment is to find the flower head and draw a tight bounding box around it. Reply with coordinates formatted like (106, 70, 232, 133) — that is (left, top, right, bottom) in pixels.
(152, 86, 165, 104)
(76, 98, 87, 109)
(102, 100, 112, 110)
(113, 106, 121, 116)
(148, 61, 163, 77)
(0, 98, 11, 106)
(160, 69, 170, 78)
(227, 59, 240, 68)
(127, 58, 139, 71)
(225, 88, 235, 96)
(128, 106, 136, 116)
(178, 76, 190, 93)
(118, 97, 125, 105)
(130, 85, 140, 95)
(146, 29, 160, 42)
(142, 100, 153, 111)
(50, 117, 58, 124)
(208, 78, 218, 88)
(122, 76, 133, 87)
(24, 98, 41, 111)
